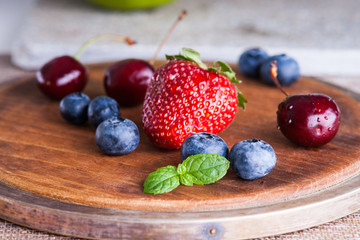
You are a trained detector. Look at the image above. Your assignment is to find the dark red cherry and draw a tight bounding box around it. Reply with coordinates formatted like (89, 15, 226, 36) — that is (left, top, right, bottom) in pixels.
(277, 94, 341, 147)
(104, 59, 155, 107)
(36, 56, 87, 100)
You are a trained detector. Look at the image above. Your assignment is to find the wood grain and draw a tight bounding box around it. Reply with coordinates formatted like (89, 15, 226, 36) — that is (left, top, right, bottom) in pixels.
(0, 62, 359, 214)
(1, 174, 360, 240)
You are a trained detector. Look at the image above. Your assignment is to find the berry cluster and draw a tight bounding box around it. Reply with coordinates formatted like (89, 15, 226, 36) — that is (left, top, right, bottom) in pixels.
(60, 93, 140, 155)
(36, 11, 188, 156)
(238, 48, 300, 86)
(181, 132, 277, 180)
(36, 37, 151, 156)
(239, 48, 341, 147)
(36, 51, 154, 107)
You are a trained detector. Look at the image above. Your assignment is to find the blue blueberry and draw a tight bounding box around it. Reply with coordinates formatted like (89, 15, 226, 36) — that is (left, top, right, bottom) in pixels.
(59, 92, 90, 125)
(260, 54, 300, 86)
(95, 116, 140, 156)
(229, 138, 276, 180)
(180, 132, 229, 162)
(238, 48, 269, 78)
(88, 96, 120, 127)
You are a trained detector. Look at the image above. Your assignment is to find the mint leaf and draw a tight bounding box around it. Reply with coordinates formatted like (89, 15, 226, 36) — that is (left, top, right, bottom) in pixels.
(182, 154, 229, 185)
(143, 166, 180, 194)
(143, 154, 230, 194)
(177, 163, 194, 186)
(177, 163, 187, 175)
(179, 173, 194, 186)
(177, 163, 193, 186)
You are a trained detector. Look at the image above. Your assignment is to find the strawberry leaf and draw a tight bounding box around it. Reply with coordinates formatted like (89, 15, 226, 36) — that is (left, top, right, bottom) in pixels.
(166, 48, 208, 69)
(232, 83, 247, 110)
(143, 166, 180, 194)
(209, 61, 247, 109)
(165, 54, 187, 61)
(181, 48, 208, 69)
(209, 61, 240, 83)
(237, 92, 247, 110)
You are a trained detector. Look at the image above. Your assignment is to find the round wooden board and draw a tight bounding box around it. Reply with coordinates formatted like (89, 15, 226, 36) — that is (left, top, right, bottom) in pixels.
(0, 61, 360, 239)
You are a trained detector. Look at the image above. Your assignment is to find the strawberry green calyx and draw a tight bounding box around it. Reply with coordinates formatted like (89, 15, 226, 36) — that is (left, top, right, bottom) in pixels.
(210, 61, 247, 110)
(209, 61, 238, 83)
(166, 48, 208, 69)
(166, 48, 247, 109)
(236, 91, 247, 110)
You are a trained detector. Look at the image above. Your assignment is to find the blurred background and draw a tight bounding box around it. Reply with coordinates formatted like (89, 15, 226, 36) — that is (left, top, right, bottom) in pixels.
(1, 0, 360, 77)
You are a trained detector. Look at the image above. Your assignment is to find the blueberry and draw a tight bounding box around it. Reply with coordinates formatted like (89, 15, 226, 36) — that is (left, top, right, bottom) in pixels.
(260, 54, 300, 86)
(229, 138, 276, 180)
(59, 92, 90, 125)
(88, 96, 120, 127)
(95, 116, 140, 156)
(180, 132, 229, 162)
(238, 48, 269, 78)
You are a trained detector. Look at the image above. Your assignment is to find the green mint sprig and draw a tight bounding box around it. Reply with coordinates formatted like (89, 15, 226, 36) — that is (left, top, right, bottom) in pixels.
(166, 48, 247, 110)
(143, 154, 230, 194)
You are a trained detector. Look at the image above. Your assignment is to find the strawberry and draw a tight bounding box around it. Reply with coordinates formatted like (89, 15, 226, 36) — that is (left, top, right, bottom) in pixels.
(142, 48, 246, 149)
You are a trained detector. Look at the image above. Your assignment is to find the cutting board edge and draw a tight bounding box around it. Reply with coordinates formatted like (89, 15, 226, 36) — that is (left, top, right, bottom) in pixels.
(1, 170, 360, 239)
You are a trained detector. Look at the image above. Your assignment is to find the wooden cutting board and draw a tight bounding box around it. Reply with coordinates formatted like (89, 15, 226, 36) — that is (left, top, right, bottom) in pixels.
(0, 62, 360, 239)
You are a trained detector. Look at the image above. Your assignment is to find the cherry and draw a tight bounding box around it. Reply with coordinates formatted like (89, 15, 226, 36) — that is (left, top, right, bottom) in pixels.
(103, 10, 187, 107)
(271, 61, 341, 147)
(37, 35, 135, 100)
(277, 94, 341, 147)
(104, 59, 154, 107)
(36, 56, 87, 100)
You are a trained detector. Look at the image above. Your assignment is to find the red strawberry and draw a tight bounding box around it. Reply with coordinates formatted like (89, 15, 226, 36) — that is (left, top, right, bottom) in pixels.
(142, 48, 246, 149)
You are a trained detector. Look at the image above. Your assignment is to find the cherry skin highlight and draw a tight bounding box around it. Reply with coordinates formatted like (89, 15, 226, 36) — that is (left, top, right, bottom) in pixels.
(36, 56, 87, 100)
(277, 94, 341, 147)
(104, 59, 155, 107)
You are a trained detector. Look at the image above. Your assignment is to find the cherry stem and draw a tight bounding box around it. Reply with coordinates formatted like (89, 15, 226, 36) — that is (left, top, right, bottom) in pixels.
(74, 35, 136, 60)
(149, 10, 187, 66)
(270, 60, 289, 97)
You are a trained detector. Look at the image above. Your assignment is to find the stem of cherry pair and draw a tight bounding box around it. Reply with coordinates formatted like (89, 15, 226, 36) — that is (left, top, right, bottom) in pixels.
(74, 34, 136, 60)
(36, 10, 187, 102)
(103, 10, 187, 107)
(73, 9, 187, 64)
(270, 60, 289, 97)
(149, 10, 187, 66)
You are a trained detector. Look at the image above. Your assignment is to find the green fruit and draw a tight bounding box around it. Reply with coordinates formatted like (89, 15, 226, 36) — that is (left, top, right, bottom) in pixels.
(88, 0, 175, 10)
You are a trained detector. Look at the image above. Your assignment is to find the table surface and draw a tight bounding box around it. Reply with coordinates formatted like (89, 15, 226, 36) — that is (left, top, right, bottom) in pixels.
(10, 0, 360, 78)
(1, 54, 360, 239)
